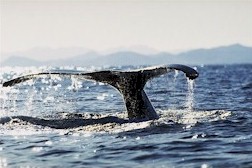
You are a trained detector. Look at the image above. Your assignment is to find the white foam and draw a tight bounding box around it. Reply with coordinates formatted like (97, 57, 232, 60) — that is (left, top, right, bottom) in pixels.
(0, 108, 232, 136)
(158, 109, 231, 126)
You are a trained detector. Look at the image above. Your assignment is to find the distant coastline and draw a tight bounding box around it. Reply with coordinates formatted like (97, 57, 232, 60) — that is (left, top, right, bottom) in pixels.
(1, 44, 252, 66)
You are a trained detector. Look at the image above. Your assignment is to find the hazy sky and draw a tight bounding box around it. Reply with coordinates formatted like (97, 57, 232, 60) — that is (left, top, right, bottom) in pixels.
(1, 0, 252, 59)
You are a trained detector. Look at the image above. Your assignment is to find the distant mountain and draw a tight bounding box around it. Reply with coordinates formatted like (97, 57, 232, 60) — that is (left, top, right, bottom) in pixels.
(101, 45, 160, 55)
(43, 51, 100, 66)
(1, 56, 41, 66)
(174, 44, 252, 64)
(97, 52, 151, 66)
(2, 47, 94, 62)
(1, 44, 252, 66)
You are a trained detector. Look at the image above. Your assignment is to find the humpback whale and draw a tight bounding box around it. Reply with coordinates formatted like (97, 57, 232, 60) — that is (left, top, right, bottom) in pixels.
(2, 64, 198, 121)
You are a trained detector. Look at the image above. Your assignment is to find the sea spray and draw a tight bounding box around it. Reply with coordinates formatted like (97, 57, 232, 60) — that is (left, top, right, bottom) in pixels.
(173, 70, 179, 82)
(185, 78, 195, 111)
(25, 86, 37, 117)
(0, 86, 9, 117)
(68, 76, 82, 92)
(23, 79, 36, 116)
(0, 87, 19, 115)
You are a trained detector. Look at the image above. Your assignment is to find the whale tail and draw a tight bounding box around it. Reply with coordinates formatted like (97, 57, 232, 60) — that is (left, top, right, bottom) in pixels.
(2, 64, 198, 120)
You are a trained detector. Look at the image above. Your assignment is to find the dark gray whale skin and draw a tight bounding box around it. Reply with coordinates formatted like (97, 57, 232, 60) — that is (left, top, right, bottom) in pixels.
(2, 64, 198, 120)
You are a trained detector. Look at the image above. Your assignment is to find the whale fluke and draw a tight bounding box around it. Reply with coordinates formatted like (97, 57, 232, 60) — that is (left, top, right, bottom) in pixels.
(2, 65, 198, 120)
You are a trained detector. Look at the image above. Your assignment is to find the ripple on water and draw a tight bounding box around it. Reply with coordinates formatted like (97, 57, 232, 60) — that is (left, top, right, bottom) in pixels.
(0, 65, 251, 168)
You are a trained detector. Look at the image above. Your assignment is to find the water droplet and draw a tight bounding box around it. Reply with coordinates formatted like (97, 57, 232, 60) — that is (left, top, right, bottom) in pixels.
(0, 157, 8, 167)
(45, 141, 53, 145)
(201, 163, 210, 168)
(192, 134, 198, 139)
(136, 136, 141, 140)
(185, 78, 195, 111)
(32, 147, 43, 152)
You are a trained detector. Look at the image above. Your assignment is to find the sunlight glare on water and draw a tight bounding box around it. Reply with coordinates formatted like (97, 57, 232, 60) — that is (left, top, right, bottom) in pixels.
(0, 157, 8, 168)
(0, 65, 251, 168)
(67, 76, 82, 91)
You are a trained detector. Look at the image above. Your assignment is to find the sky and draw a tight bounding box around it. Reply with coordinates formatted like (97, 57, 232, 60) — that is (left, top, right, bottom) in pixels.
(1, 0, 252, 61)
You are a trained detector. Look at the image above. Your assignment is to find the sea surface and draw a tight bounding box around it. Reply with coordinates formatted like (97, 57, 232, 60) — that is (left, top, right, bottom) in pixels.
(0, 64, 251, 168)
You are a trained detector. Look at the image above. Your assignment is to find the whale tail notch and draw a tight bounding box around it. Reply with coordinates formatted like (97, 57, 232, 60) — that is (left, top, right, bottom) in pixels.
(2, 64, 198, 120)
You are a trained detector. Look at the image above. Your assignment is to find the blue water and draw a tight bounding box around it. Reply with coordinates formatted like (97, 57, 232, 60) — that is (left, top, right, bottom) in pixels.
(0, 64, 252, 167)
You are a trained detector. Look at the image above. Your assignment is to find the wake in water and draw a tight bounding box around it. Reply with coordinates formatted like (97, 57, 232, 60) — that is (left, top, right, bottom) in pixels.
(0, 109, 231, 136)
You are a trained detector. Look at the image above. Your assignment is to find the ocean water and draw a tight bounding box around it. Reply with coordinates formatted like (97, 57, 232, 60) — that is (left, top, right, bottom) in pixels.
(0, 64, 251, 168)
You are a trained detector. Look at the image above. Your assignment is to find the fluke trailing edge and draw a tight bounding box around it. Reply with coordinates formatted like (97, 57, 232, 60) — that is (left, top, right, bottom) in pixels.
(2, 64, 198, 120)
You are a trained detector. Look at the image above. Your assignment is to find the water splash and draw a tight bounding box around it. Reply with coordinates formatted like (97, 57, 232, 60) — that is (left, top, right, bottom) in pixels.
(0, 156, 8, 168)
(159, 109, 231, 126)
(0, 86, 19, 116)
(68, 76, 82, 91)
(0, 86, 9, 117)
(173, 70, 179, 82)
(0, 109, 232, 135)
(185, 78, 195, 111)
(24, 87, 35, 116)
